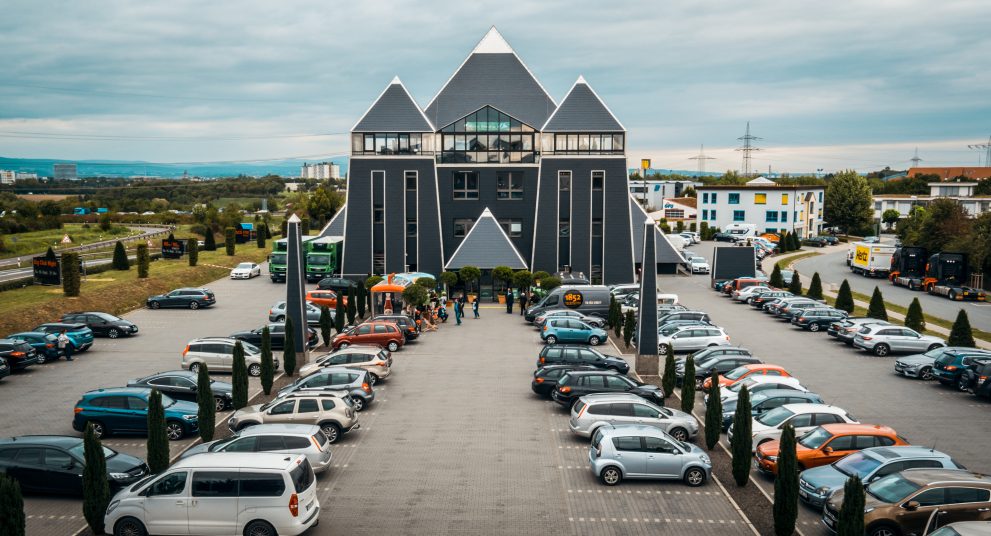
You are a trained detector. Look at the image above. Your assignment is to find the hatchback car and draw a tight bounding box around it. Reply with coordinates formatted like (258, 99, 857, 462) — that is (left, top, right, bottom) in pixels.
(658, 326, 730, 354)
(229, 262, 261, 279)
(72, 387, 199, 440)
(332, 321, 404, 352)
(830, 318, 891, 344)
(534, 309, 605, 328)
(570, 394, 698, 441)
(5, 331, 62, 363)
(182, 337, 272, 376)
(306, 289, 342, 309)
(716, 376, 806, 405)
(678, 349, 760, 389)
(374, 314, 419, 341)
(300, 347, 392, 382)
(730, 403, 858, 451)
(32, 322, 94, 352)
(854, 325, 945, 356)
(60, 311, 138, 338)
(932, 348, 991, 387)
(791, 308, 848, 331)
(0, 338, 40, 370)
(230, 323, 319, 351)
(755, 423, 908, 475)
(541, 318, 608, 346)
(589, 425, 711, 487)
(0, 435, 148, 495)
(717, 389, 824, 431)
(895, 347, 990, 381)
(269, 301, 324, 326)
(798, 446, 964, 508)
(180, 423, 333, 473)
(228, 392, 359, 443)
(127, 370, 234, 411)
(702, 364, 791, 391)
(277, 367, 375, 411)
(531, 365, 599, 397)
(536, 345, 629, 374)
(147, 287, 215, 309)
(552, 370, 663, 407)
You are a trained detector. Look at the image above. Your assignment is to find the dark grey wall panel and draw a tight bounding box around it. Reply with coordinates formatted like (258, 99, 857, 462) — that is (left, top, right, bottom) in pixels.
(342, 161, 373, 276)
(532, 163, 558, 273)
(416, 163, 443, 276)
(384, 171, 406, 273)
(571, 171, 592, 276)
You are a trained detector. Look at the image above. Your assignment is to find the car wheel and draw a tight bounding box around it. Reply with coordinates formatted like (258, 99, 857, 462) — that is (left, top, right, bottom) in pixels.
(321, 423, 342, 443)
(107, 328, 122, 339)
(669, 427, 689, 442)
(87, 421, 106, 439)
(149, 301, 160, 310)
(949, 290, 958, 300)
(599, 466, 622, 486)
(958, 377, 972, 393)
(387, 341, 400, 352)
(275, 315, 286, 322)
(189, 362, 201, 374)
(214, 396, 226, 412)
(927, 343, 943, 352)
(695, 377, 704, 390)
(352, 397, 365, 412)
(868, 523, 901, 536)
(588, 336, 601, 346)
(369, 373, 379, 384)
(114, 516, 147, 536)
(243, 520, 277, 536)
(339, 342, 350, 349)
(659, 344, 670, 354)
(36, 353, 47, 364)
(248, 363, 261, 377)
(809, 323, 820, 332)
(684, 467, 706, 487)
(919, 366, 934, 381)
(189, 301, 199, 310)
(165, 421, 185, 441)
(873, 343, 890, 357)
(546, 335, 558, 345)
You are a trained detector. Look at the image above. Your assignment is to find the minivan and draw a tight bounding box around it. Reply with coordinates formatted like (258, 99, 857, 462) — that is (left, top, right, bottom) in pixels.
(525, 285, 611, 322)
(104, 452, 320, 536)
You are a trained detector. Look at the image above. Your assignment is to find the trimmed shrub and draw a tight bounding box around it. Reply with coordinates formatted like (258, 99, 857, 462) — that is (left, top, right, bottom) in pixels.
(260, 327, 274, 395)
(808, 272, 824, 300)
(904, 298, 925, 333)
(835, 279, 855, 313)
(622, 310, 635, 349)
(788, 271, 802, 295)
(769, 264, 784, 288)
(948, 309, 976, 347)
(137, 244, 149, 278)
(203, 229, 216, 251)
(61, 252, 80, 297)
(196, 363, 215, 442)
(232, 341, 248, 408)
(773, 424, 799, 536)
(283, 315, 297, 376)
(146, 389, 169, 473)
(256, 224, 266, 248)
(0, 474, 26, 536)
(187, 238, 198, 267)
(112, 241, 129, 270)
(661, 345, 676, 399)
(224, 227, 235, 256)
(730, 386, 752, 486)
(836, 475, 866, 536)
(82, 424, 110, 534)
(680, 356, 696, 414)
(320, 305, 332, 347)
(867, 286, 888, 320)
(704, 370, 721, 450)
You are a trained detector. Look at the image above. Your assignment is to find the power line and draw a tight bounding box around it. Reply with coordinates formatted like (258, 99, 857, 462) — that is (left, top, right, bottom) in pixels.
(687, 144, 715, 174)
(910, 147, 922, 168)
(735, 122, 761, 177)
(967, 135, 991, 167)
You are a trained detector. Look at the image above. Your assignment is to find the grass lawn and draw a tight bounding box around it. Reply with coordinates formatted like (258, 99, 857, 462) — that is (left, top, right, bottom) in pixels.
(0, 244, 271, 335)
(848, 289, 991, 343)
(774, 250, 821, 269)
(0, 224, 136, 258)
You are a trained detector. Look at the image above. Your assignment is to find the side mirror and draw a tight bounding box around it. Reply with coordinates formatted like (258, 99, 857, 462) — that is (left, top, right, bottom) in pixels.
(905, 500, 920, 511)
(823, 446, 833, 455)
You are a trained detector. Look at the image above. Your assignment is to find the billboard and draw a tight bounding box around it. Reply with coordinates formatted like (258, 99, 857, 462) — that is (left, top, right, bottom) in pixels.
(234, 223, 256, 244)
(161, 237, 186, 259)
(33, 249, 61, 285)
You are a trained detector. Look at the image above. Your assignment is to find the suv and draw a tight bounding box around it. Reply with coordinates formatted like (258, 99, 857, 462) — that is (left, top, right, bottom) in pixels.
(146, 287, 215, 309)
(677, 349, 760, 389)
(799, 446, 965, 508)
(373, 315, 419, 341)
(854, 325, 945, 356)
(180, 423, 333, 473)
(72, 387, 199, 440)
(33, 323, 94, 352)
(589, 425, 711, 487)
(0, 339, 40, 370)
(332, 321, 404, 352)
(962, 360, 991, 398)
(181, 337, 274, 376)
(830, 318, 891, 344)
(570, 393, 698, 441)
(658, 311, 711, 325)
(299, 347, 392, 382)
(228, 392, 359, 444)
(60, 311, 138, 338)
(552, 370, 663, 407)
(127, 370, 234, 411)
(531, 365, 598, 397)
(824, 469, 991, 536)
(657, 326, 730, 354)
(5, 331, 62, 363)
(536, 345, 629, 374)
(230, 323, 319, 351)
(791, 308, 848, 331)
(755, 423, 908, 475)
(895, 347, 990, 382)
(933, 348, 991, 387)
(277, 367, 375, 411)
(0, 435, 148, 495)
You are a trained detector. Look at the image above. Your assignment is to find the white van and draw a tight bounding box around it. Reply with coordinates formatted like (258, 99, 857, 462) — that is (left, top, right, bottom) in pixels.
(724, 223, 757, 242)
(105, 452, 319, 536)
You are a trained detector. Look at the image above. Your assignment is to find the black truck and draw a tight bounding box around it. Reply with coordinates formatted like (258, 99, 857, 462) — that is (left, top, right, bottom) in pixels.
(889, 246, 928, 290)
(923, 252, 987, 301)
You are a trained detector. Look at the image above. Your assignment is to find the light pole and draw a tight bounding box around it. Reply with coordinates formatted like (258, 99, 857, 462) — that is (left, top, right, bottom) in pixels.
(640, 158, 651, 206)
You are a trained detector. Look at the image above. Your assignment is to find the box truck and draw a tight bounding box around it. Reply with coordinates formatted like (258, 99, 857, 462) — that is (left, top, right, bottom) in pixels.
(849, 242, 896, 277)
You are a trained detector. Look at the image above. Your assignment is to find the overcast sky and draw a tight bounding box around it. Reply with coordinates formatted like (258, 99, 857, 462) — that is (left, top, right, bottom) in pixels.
(1, 0, 989, 173)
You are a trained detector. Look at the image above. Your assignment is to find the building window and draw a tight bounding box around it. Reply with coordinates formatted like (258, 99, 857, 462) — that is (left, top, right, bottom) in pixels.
(439, 106, 537, 163)
(559, 219, 570, 237)
(818, 192, 823, 202)
(711, 193, 717, 203)
(795, 211, 799, 221)
(781, 193, 789, 204)
(373, 253, 385, 275)
(702, 192, 709, 204)
(374, 207, 384, 223)
(702, 209, 708, 220)
(592, 171, 604, 191)
(728, 193, 740, 205)
(755, 193, 767, 204)
(496, 172, 524, 200)
(780, 211, 788, 222)
(592, 218, 602, 237)
(406, 219, 417, 237)
(499, 219, 522, 238)
(551, 133, 624, 155)
(766, 228, 777, 233)
(710, 210, 716, 220)
(666, 209, 685, 219)
(766, 211, 778, 222)
(558, 171, 571, 191)
(452, 171, 479, 200)
(355, 133, 424, 155)
(818, 209, 823, 219)
(405, 171, 417, 191)
(453, 218, 474, 238)
(733, 210, 745, 222)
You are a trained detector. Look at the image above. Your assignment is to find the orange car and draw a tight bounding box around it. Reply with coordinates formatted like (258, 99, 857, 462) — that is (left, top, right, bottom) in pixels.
(754, 423, 908, 475)
(331, 321, 404, 352)
(306, 290, 345, 309)
(760, 232, 781, 243)
(702, 364, 791, 391)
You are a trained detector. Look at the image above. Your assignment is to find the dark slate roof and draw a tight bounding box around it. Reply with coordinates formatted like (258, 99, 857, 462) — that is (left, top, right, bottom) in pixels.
(320, 205, 346, 237)
(542, 77, 624, 132)
(352, 78, 433, 132)
(445, 208, 527, 270)
(629, 197, 686, 264)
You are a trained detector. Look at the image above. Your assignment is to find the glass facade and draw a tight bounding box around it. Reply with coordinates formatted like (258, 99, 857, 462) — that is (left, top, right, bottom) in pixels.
(439, 106, 537, 164)
(352, 133, 425, 155)
(552, 133, 624, 155)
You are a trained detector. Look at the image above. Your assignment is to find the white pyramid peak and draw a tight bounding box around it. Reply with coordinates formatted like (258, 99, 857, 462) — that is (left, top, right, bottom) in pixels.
(644, 217, 654, 225)
(480, 207, 495, 218)
(576, 74, 587, 84)
(390, 76, 402, 85)
(472, 27, 513, 54)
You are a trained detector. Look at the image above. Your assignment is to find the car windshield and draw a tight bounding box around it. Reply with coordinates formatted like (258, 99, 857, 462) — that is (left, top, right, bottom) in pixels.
(161, 394, 176, 407)
(237, 263, 253, 269)
(798, 427, 832, 449)
(756, 407, 795, 426)
(724, 367, 750, 380)
(833, 451, 883, 477)
(69, 443, 115, 459)
(241, 341, 260, 354)
(866, 474, 922, 503)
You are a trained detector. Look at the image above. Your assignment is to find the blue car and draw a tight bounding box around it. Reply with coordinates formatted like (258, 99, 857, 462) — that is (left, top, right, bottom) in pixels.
(6, 332, 62, 363)
(72, 387, 199, 440)
(33, 323, 94, 352)
(541, 317, 608, 346)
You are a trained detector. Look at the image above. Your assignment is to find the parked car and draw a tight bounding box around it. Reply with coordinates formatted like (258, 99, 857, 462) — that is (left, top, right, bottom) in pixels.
(830, 318, 892, 344)
(729, 403, 858, 451)
(702, 364, 791, 391)
(657, 326, 730, 354)
(791, 308, 848, 331)
(230, 323, 319, 351)
(717, 389, 825, 431)
(531, 365, 599, 397)
(656, 321, 712, 341)
(862, 235, 881, 243)
(961, 359, 991, 398)
(277, 367, 375, 411)
(227, 392, 359, 443)
(763, 296, 816, 315)
(229, 262, 261, 279)
(821, 235, 839, 246)
(658, 311, 711, 325)
(0, 435, 148, 495)
(712, 232, 735, 242)
(732, 285, 770, 302)
(803, 236, 829, 248)
(750, 290, 793, 308)
(853, 325, 946, 356)
(929, 522, 991, 536)
(372, 314, 419, 341)
(689, 257, 710, 274)
(60, 311, 138, 338)
(300, 347, 392, 382)
(677, 349, 761, 389)
(589, 425, 711, 486)
(6, 331, 62, 363)
(775, 300, 826, 321)
(0, 357, 9, 380)
(72, 387, 199, 440)
(146, 287, 215, 309)
(570, 393, 698, 441)
(552, 370, 664, 407)
(180, 423, 333, 473)
(0, 338, 40, 370)
(541, 317, 608, 346)
(268, 301, 324, 326)
(32, 323, 94, 352)
(317, 276, 358, 293)
(332, 321, 404, 352)
(306, 289, 342, 309)
(716, 376, 807, 405)
(932, 348, 991, 387)
(823, 469, 991, 536)
(181, 337, 273, 376)
(895, 347, 990, 381)
(536, 345, 630, 374)
(127, 370, 234, 411)
(534, 309, 605, 328)
(798, 446, 964, 508)
(755, 423, 908, 475)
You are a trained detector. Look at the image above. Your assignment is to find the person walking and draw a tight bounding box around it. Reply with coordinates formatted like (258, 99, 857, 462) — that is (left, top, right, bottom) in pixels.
(505, 288, 514, 314)
(454, 299, 462, 325)
(58, 330, 73, 361)
(519, 290, 528, 316)
(472, 298, 479, 319)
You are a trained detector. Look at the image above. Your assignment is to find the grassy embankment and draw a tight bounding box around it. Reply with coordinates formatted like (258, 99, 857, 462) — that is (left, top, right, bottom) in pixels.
(0, 224, 136, 258)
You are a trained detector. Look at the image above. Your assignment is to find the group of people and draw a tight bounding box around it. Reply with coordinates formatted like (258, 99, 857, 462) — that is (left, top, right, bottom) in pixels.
(509, 288, 535, 316)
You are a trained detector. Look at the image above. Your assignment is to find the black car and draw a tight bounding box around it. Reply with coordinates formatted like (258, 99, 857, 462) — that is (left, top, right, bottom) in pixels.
(750, 291, 793, 308)
(962, 360, 991, 398)
(803, 236, 829, 247)
(531, 365, 598, 397)
(821, 235, 839, 246)
(317, 277, 358, 293)
(679, 350, 762, 389)
(146, 287, 216, 310)
(0, 435, 148, 494)
(0, 357, 10, 380)
(713, 232, 736, 242)
(791, 308, 848, 331)
(0, 339, 40, 371)
(60, 311, 138, 338)
(551, 370, 664, 407)
(230, 323, 319, 351)
(536, 345, 630, 374)
(127, 370, 234, 411)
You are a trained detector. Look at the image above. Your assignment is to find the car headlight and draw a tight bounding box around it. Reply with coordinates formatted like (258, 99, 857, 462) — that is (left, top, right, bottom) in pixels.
(700, 455, 711, 465)
(766, 456, 778, 461)
(109, 472, 130, 480)
(106, 500, 120, 514)
(182, 414, 197, 421)
(864, 507, 875, 514)
(816, 486, 830, 495)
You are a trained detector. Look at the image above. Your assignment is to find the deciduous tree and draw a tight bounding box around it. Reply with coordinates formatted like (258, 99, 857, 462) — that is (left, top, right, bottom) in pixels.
(824, 170, 874, 235)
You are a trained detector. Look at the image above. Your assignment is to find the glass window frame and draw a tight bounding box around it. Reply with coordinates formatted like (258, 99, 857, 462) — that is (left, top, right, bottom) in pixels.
(452, 171, 479, 200)
(496, 171, 524, 200)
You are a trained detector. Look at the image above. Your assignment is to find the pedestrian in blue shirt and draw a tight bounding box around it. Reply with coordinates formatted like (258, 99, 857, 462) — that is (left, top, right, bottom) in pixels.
(472, 298, 479, 319)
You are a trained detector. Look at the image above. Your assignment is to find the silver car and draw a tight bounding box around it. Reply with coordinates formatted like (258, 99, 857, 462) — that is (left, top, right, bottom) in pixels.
(277, 366, 375, 411)
(268, 301, 325, 326)
(179, 423, 334, 473)
(588, 425, 711, 487)
(569, 393, 699, 442)
(832, 318, 891, 344)
(894, 346, 991, 381)
(853, 324, 945, 356)
(657, 325, 729, 354)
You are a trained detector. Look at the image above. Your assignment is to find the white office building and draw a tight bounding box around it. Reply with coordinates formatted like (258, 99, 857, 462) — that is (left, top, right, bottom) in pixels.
(0, 170, 15, 185)
(694, 177, 825, 237)
(629, 180, 700, 211)
(300, 162, 341, 180)
(873, 182, 991, 219)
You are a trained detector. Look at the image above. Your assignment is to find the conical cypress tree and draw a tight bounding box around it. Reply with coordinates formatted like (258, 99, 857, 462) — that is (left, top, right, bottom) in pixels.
(948, 309, 976, 348)
(82, 424, 109, 535)
(788, 271, 802, 295)
(224, 227, 236, 256)
(622, 310, 635, 349)
(704, 370, 722, 450)
(335, 294, 346, 333)
(62, 252, 80, 297)
(260, 326, 274, 395)
(681, 356, 696, 414)
(137, 243, 150, 278)
(204, 229, 217, 251)
(867, 286, 888, 320)
(835, 279, 855, 313)
(346, 286, 356, 325)
(356, 284, 366, 319)
(196, 363, 215, 442)
(112, 240, 129, 270)
(790, 231, 802, 251)
(731, 385, 753, 486)
(661, 345, 676, 399)
(613, 300, 623, 338)
(770, 264, 785, 288)
(808, 272, 824, 300)
(187, 238, 198, 267)
(146, 389, 169, 473)
(256, 224, 266, 248)
(319, 305, 332, 348)
(608, 295, 618, 328)
(773, 424, 799, 536)
(232, 341, 248, 408)
(284, 315, 297, 376)
(904, 298, 925, 333)
(837, 475, 866, 536)
(0, 475, 25, 536)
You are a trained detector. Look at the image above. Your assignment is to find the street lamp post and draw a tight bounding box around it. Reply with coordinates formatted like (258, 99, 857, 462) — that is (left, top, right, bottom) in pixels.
(640, 158, 651, 206)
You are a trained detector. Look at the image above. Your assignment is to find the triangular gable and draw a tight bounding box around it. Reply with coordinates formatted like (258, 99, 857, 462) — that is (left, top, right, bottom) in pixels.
(438, 105, 537, 133)
(542, 76, 625, 132)
(445, 207, 527, 270)
(629, 196, 685, 264)
(352, 77, 433, 132)
(320, 205, 346, 237)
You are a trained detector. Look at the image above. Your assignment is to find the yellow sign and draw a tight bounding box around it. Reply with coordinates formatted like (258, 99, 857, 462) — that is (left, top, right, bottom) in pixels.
(641, 159, 651, 170)
(563, 290, 584, 308)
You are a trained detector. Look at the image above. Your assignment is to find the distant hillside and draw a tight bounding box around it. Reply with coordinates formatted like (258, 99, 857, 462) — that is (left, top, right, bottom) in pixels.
(0, 156, 349, 179)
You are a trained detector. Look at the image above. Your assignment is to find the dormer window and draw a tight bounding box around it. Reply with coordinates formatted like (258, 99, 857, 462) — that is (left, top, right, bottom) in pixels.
(439, 106, 538, 164)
